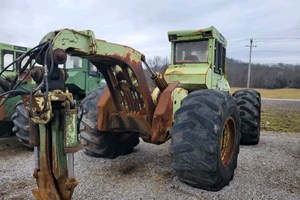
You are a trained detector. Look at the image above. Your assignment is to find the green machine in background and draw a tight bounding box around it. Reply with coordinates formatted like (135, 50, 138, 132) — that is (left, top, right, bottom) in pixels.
(0, 42, 105, 139)
(12, 54, 106, 147)
(0, 42, 32, 137)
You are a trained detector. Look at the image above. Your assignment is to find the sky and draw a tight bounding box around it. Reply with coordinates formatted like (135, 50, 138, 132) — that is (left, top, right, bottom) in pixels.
(1, 0, 300, 64)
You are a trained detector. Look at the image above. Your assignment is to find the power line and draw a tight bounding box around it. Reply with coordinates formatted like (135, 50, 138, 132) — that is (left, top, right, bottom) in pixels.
(229, 37, 300, 41)
(254, 37, 300, 40)
(228, 39, 249, 42)
(143, 49, 169, 53)
(253, 50, 300, 53)
(246, 39, 257, 88)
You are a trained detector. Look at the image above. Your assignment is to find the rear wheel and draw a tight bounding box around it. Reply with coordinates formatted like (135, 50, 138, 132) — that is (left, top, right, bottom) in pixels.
(11, 100, 31, 147)
(170, 90, 240, 191)
(233, 89, 261, 145)
(79, 88, 139, 159)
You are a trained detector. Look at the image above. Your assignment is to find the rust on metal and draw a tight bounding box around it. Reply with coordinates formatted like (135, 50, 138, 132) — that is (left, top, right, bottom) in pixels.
(106, 52, 155, 119)
(45, 29, 180, 145)
(29, 119, 40, 146)
(97, 88, 116, 131)
(93, 52, 177, 143)
(31, 67, 45, 84)
(53, 48, 67, 64)
(32, 125, 72, 200)
(150, 81, 179, 144)
(63, 108, 79, 153)
(22, 94, 52, 124)
(94, 52, 156, 140)
(22, 90, 74, 124)
(31, 90, 78, 200)
(152, 72, 168, 92)
(195, 29, 205, 34)
(65, 178, 78, 190)
(220, 117, 236, 167)
(0, 98, 5, 120)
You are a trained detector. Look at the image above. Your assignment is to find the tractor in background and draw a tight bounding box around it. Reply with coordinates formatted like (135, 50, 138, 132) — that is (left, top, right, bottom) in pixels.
(11, 54, 105, 147)
(0, 42, 32, 137)
(2, 27, 261, 199)
(0, 42, 105, 144)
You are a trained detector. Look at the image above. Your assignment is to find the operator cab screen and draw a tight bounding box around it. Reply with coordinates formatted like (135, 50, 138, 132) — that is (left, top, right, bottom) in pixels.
(174, 40, 209, 64)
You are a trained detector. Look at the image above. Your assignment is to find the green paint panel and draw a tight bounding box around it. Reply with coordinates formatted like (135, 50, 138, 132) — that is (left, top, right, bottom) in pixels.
(172, 88, 188, 117)
(167, 26, 231, 118)
(51, 111, 67, 178)
(64, 110, 78, 148)
(165, 64, 210, 91)
(65, 71, 86, 91)
(167, 26, 230, 92)
(40, 29, 143, 64)
(168, 26, 227, 45)
(38, 124, 47, 159)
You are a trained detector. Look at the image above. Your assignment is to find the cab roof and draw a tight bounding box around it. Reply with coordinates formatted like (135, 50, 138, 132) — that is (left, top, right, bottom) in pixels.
(168, 26, 227, 46)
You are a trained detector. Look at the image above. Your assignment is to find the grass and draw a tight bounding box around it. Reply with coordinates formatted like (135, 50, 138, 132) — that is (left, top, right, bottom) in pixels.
(231, 87, 300, 132)
(231, 87, 300, 99)
(261, 109, 300, 132)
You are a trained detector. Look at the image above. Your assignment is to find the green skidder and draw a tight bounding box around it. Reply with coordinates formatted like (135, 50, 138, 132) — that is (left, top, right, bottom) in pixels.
(0, 42, 33, 137)
(2, 27, 261, 199)
(166, 27, 261, 190)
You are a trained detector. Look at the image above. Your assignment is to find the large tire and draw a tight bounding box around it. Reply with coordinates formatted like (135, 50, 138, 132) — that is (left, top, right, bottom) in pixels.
(170, 90, 241, 191)
(79, 88, 139, 159)
(11, 100, 31, 148)
(233, 89, 261, 145)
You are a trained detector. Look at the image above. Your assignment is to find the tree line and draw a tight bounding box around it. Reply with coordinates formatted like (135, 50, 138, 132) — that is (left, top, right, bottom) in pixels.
(146, 56, 300, 89)
(227, 58, 300, 88)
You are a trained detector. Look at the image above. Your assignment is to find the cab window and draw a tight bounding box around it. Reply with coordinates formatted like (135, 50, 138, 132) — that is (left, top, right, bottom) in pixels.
(88, 62, 100, 77)
(16, 52, 30, 68)
(214, 41, 226, 74)
(2, 51, 14, 71)
(65, 55, 82, 68)
(174, 40, 209, 64)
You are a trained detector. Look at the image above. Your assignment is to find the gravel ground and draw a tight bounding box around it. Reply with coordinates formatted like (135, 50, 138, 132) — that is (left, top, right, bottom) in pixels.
(262, 98, 300, 110)
(0, 131, 299, 200)
(0, 99, 300, 200)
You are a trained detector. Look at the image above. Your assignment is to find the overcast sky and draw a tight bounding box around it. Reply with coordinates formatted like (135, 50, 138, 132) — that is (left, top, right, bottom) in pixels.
(1, 0, 300, 64)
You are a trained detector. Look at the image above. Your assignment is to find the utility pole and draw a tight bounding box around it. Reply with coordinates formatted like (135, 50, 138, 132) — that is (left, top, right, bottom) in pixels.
(246, 38, 256, 88)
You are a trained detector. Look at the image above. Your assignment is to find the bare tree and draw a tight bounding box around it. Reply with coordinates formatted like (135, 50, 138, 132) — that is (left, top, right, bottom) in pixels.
(144, 56, 170, 90)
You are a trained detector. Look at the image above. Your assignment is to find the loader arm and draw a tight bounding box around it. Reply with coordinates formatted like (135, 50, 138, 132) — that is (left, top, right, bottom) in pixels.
(41, 29, 168, 141)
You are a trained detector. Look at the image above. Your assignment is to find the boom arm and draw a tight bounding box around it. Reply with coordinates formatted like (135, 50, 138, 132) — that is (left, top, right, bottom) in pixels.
(41, 29, 157, 137)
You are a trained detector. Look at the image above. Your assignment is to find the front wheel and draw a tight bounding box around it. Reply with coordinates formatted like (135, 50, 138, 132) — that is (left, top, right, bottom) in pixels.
(79, 88, 139, 159)
(170, 90, 241, 191)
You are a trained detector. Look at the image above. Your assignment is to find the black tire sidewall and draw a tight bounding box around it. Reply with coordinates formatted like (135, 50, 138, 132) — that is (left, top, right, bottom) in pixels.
(170, 90, 240, 190)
